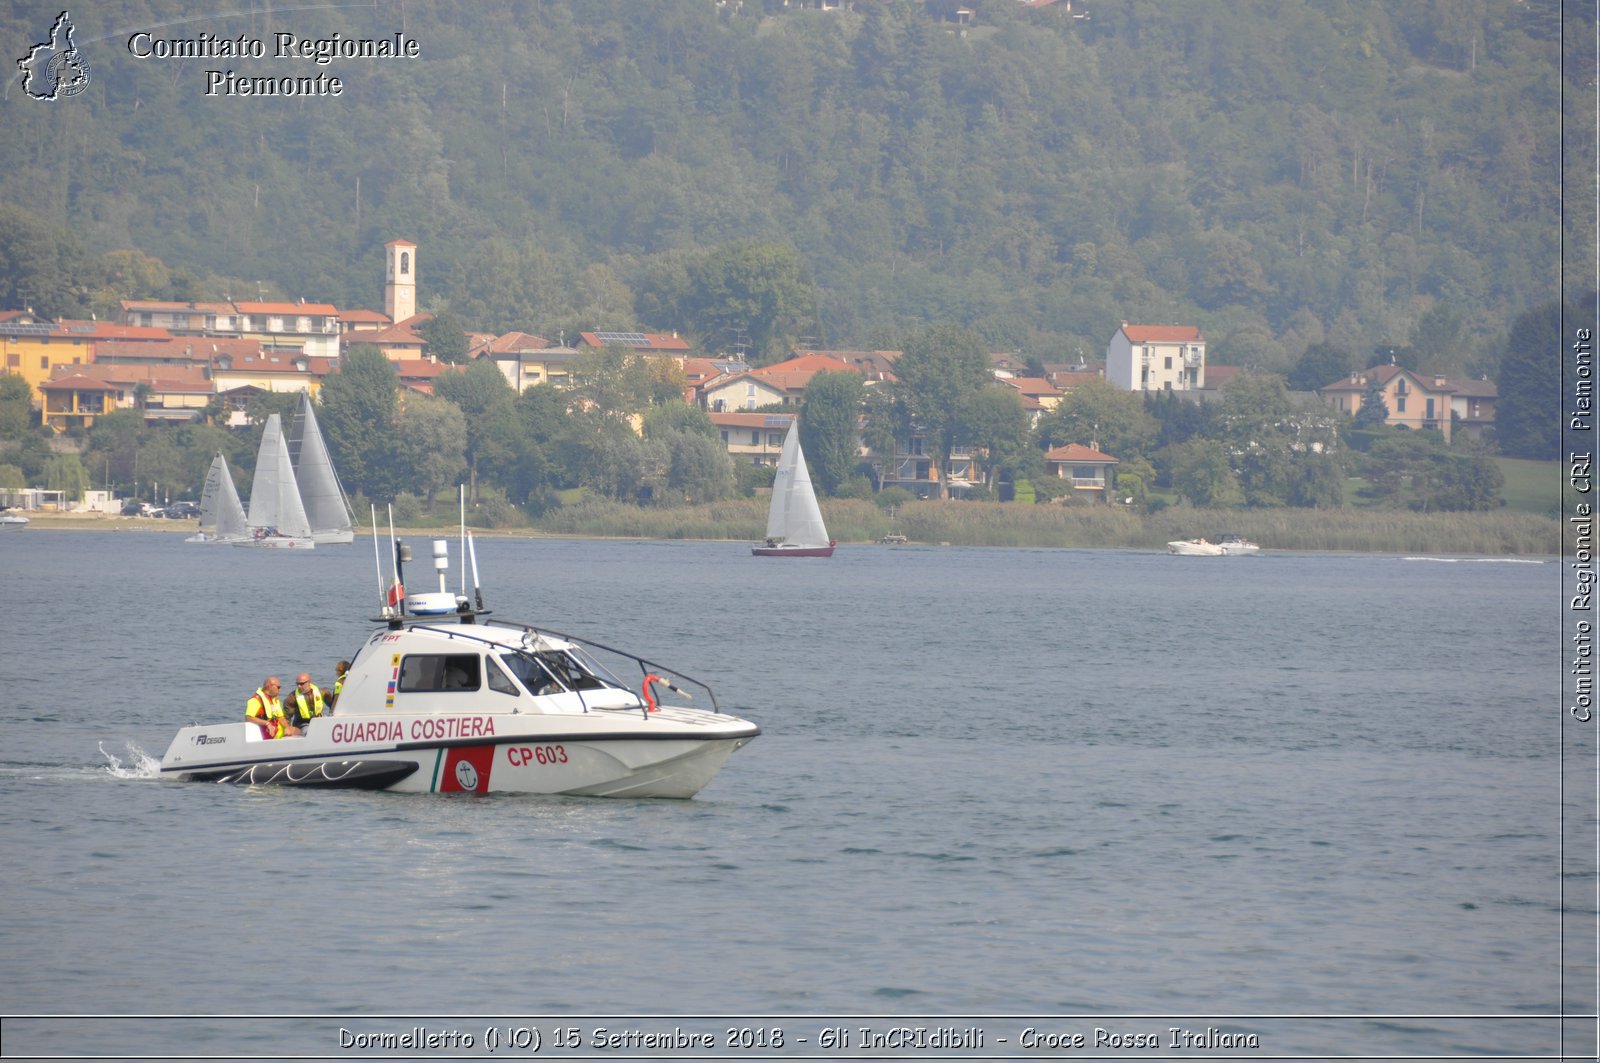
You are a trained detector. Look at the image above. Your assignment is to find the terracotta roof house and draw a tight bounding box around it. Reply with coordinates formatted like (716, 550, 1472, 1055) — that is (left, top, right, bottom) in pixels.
(338, 308, 392, 334)
(119, 300, 241, 333)
(471, 333, 582, 392)
(1042, 443, 1120, 501)
(392, 357, 458, 395)
(990, 351, 1030, 378)
(38, 373, 118, 431)
(792, 349, 899, 383)
(1001, 376, 1065, 412)
(1196, 364, 1244, 391)
(0, 319, 102, 405)
(345, 314, 430, 362)
(1107, 322, 1205, 392)
(575, 331, 693, 358)
(709, 411, 797, 466)
(682, 356, 749, 404)
(699, 353, 859, 412)
(222, 301, 343, 360)
(1317, 364, 1493, 443)
(92, 337, 254, 367)
(52, 362, 213, 424)
(1043, 363, 1106, 391)
(210, 349, 334, 400)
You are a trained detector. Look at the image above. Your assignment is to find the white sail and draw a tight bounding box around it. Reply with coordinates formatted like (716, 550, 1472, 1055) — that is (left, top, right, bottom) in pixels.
(214, 456, 248, 540)
(287, 392, 355, 544)
(247, 414, 314, 541)
(191, 452, 249, 543)
(765, 421, 830, 548)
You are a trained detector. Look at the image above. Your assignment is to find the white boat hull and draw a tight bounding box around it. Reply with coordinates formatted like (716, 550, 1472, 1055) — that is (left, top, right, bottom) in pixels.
(230, 535, 315, 549)
(160, 707, 758, 799)
(1167, 539, 1224, 556)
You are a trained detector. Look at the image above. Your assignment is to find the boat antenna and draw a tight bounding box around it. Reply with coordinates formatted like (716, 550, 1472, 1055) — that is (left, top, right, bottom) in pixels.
(370, 503, 386, 614)
(388, 504, 408, 618)
(458, 484, 466, 599)
(467, 530, 485, 611)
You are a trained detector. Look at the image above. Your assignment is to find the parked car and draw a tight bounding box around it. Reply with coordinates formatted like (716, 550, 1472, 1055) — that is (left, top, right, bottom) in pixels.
(165, 501, 200, 518)
(121, 501, 147, 516)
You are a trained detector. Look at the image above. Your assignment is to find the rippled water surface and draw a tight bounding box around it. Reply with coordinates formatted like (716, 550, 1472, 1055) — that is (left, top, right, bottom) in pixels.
(0, 531, 1589, 1057)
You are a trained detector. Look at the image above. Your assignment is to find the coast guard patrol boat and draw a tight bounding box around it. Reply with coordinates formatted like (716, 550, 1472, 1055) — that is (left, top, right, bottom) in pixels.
(160, 529, 759, 797)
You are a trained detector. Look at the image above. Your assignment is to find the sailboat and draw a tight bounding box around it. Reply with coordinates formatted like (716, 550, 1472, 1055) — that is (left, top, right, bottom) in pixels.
(752, 421, 835, 557)
(242, 413, 315, 549)
(187, 453, 249, 544)
(287, 392, 356, 544)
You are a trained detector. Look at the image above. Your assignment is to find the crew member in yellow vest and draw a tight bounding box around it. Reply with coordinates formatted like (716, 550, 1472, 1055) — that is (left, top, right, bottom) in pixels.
(246, 677, 298, 739)
(330, 660, 350, 709)
(287, 673, 327, 730)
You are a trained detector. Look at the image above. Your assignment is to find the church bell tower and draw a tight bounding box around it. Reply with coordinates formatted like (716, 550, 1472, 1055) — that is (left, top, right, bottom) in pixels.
(384, 240, 416, 323)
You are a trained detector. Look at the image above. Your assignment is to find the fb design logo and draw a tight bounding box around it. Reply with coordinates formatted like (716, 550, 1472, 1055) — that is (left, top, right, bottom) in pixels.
(18, 11, 91, 101)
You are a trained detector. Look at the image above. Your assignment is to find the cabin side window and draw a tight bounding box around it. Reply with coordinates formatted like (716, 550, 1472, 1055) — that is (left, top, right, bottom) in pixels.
(397, 653, 481, 692)
(486, 658, 520, 696)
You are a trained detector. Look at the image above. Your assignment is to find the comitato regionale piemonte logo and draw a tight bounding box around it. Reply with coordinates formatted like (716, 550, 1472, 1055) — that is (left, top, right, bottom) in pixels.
(18, 11, 91, 101)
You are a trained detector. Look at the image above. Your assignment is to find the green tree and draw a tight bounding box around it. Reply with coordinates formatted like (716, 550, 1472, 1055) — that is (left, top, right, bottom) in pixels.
(396, 392, 467, 506)
(418, 310, 471, 364)
(0, 374, 34, 439)
(799, 371, 865, 496)
(43, 453, 89, 501)
(686, 242, 814, 364)
(661, 428, 734, 504)
(1289, 342, 1356, 392)
(1494, 300, 1563, 458)
(964, 386, 1031, 492)
(1364, 432, 1503, 511)
(572, 345, 654, 420)
(1036, 379, 1158, 459)
(317, 346, 402, 500)
(644, 399, 717, 440)
(433, 359, 519, 505)
(1352, 379, 1391, 429)
(1164, 439, 1245, 507)
(0, 204, 91, 319)
(892, 324, 992, 499)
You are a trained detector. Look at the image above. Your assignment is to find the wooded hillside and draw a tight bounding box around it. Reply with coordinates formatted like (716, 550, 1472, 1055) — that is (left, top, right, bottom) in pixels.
(0, 0, 1580, 375)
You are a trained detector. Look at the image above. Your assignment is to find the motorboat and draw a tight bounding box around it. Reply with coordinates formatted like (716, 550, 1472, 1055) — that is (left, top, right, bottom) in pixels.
(1218, 533, 1261, 555)
(1167, 538, 1224, 556)
(0, 511, 27, 529)
(753, 421, 835, 557)
(159, 534, 759, 797)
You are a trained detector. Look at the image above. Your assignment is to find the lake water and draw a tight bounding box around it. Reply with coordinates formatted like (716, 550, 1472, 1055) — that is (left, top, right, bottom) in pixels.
(0, 531, 1592, 1059)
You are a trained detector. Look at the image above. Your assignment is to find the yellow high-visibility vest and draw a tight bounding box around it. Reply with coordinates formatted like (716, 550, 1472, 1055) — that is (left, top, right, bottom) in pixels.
(247, 690, 287, 739)
(290, 685, 325, 723)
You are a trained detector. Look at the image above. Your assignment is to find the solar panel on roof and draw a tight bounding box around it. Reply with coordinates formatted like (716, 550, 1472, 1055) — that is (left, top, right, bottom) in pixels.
(594, 331, 649, 347)
(1, 324, 55, 336)
(763, 415, 792, 427)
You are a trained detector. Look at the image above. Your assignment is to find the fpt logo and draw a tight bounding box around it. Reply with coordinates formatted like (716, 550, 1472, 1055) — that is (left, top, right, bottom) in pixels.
(18, 11, 91, 101)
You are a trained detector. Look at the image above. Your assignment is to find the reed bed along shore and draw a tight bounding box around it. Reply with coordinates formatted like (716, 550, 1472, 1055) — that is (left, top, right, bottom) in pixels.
(532, 497, 1558, 556)
(21, 500, 1560, 556)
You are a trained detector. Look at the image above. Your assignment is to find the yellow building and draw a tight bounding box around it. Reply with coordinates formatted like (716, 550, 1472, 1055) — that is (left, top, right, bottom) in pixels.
(0, 318, 93, 404)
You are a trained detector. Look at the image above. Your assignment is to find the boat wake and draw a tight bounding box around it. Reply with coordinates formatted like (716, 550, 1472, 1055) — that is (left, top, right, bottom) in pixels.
(98, 741, 161, 779)
(1399, 556, 1546, 564)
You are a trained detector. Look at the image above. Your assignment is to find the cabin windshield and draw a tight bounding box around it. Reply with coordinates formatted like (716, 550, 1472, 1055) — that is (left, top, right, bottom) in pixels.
(498, 649, 613, 696)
